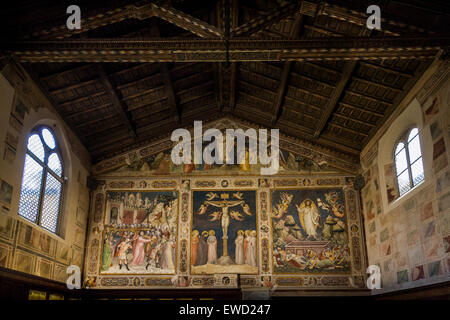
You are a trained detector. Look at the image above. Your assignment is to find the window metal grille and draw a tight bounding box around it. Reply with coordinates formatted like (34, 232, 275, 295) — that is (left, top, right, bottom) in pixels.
(18, 126, 64, 234)
(394, 127, 424, 197)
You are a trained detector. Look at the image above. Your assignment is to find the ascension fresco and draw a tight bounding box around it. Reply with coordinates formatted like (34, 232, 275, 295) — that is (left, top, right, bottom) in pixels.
(271, 188, 350, 274)
(100, 191, 178, 274)
(191, 190, 258, 274)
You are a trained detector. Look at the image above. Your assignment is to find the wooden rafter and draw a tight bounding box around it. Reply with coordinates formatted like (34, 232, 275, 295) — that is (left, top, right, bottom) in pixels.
(66, 102, 112, 119)
(96, 64, 137, 139)
(7, 36, 447, 63)
(22, 65, 87, 146)
(217, 0, 237, 113)
(313, 60, 357, 138)
(58, 91, 106, 108)
(339, 102, 384, 118)
(271, 13, 304, 126)
(332, 112, 376, 127)
(150, 21, 181, 124)
(319, 1, 448, 35)
(359, 61, 414, 78)
(160, 63, 181, 124)
(32, 3, 222, 40)
(231, 2, 298, 37)
(49, 78, 100, 95)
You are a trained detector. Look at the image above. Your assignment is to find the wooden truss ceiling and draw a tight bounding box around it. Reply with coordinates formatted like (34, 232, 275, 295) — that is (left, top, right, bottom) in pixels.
(1, 0, 449, 163)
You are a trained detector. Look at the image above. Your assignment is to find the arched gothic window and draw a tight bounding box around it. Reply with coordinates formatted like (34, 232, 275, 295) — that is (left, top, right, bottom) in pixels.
(394, 127, 424, 197)
(18, 126, 64, 233)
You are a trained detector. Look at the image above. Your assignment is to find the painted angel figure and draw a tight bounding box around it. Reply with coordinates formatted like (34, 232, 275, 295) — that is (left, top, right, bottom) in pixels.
(272, 192, 293, 219)
(324, 191, 345, 218)
(296, 199, 320, 239)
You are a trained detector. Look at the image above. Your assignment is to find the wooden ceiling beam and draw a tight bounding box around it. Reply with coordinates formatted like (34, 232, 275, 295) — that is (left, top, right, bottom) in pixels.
(150, 3, 222, 38)
(287, 84, 329, 101)
(280, 107, 317, 120)
(332, 112, 376, 127)
(302, 61, 341, 75)
(127, 96, 167, 113)
(121, 85, 166, 102)
(76, 114, 118, 128)
(304, 25, 344, 37)
(290, 71, 336, 89)
(345, 89, 393, 106)
(49, 78, 100, 95)
(239, 91, 273, 105)
(271, 61, 293, 126)
(239, 80, 276, 100)
(284, 96, 323, 112)
(40, 64, 93, 81)
(176, 80, 215, 97)
(359, 61, 414, 78)
(217, 0, 237, 113)
(66, 103, 112, 119)
(231, 2, 298, 37)
(328, 122, 369, 137)
(116, 73, 162, 90)
(313, 60, 357, 138)
(149, 20, 181, 125)
(58, 91, 106, 108)
(318, 1, 447, 35)
(21, 64, 87, 146)
(96, 64, 137, 140)
(352, 76, 403, 93)
(83, 123, 125, 138)
(32, 3, 221, 40)
(160, 63, 181, 124)
(8, 36, 448, 62)
(179, 91, 215, 106)
(339, 102, 384, 118)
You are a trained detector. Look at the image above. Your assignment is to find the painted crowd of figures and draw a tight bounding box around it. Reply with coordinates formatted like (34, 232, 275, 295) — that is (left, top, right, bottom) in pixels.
(101, 226, 176, 273)
(191, 229, 257, 266)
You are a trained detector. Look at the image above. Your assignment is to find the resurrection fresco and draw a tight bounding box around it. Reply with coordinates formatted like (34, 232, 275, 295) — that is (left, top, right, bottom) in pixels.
(271, 188, 351, 274)
(100, 190, 178, 274)
(191, 190, 258, 274)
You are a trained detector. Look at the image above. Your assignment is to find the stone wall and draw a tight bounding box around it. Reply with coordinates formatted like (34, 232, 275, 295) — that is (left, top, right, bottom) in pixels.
(0, 64, 90, 284)
(360, 60, 450, 293)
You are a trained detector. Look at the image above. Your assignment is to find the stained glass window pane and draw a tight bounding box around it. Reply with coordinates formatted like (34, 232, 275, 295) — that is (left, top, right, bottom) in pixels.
(411, 157, 424, 187)
(18, 155, 44, 222)
(27, 134, 45, 161)
(395, 148, 408, 174)
(42, 128, 56, 149)
(48, 153, 62, 177)
(398, 170, 411, 196)
(408, 128, 419, 142)
(40, 173, 62, 233)
(408, 135, 422, 163)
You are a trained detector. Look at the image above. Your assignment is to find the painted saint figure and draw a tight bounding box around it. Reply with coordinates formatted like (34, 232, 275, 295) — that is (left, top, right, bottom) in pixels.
(247, 230, 257, 267)
(234, 230, 244, 264)
(207, 230, 217, 264)
(159, 235, 175, 270)
(195, 231, 209, 266)
(101, 235, 114, 271)
(191, 230, 199, 266)
(244, 230, 250, 264)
